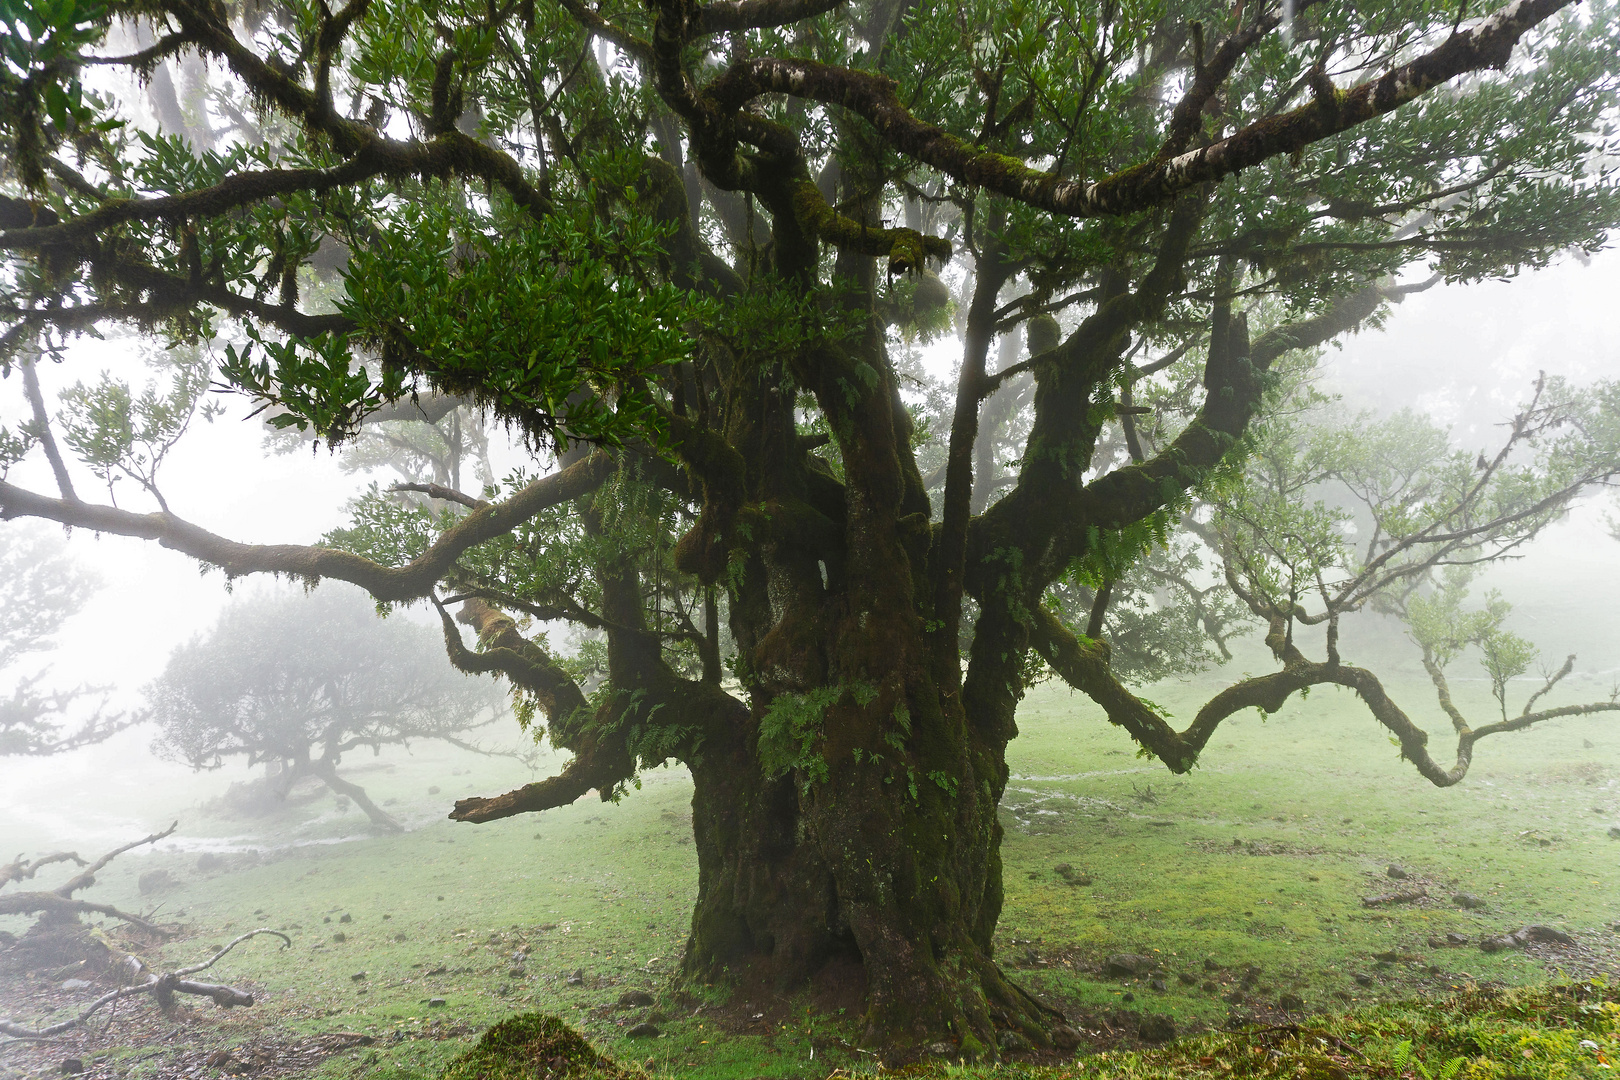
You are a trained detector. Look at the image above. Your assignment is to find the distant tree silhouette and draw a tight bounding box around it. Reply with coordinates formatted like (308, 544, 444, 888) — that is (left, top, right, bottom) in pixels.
(146, 586, 504, 831)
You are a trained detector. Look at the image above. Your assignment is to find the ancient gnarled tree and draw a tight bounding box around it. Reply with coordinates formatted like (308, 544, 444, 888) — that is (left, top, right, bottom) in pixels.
(3, 0, 1620, 1057)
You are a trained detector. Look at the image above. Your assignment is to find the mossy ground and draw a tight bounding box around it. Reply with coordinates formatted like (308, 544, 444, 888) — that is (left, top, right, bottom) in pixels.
(2, 669, 1617, 1080)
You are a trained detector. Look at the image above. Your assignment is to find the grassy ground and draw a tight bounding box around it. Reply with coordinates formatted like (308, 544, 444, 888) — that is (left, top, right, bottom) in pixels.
(2, 673, 1618, 1080)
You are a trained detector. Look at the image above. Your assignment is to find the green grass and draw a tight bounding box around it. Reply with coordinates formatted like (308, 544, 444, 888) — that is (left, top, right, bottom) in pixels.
(370, 980, 1620, 1080)
(3, 673, 1617, 1080)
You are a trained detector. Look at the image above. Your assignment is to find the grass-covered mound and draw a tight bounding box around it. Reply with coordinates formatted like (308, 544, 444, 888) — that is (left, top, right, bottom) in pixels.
(441, 1013, 644, 1080)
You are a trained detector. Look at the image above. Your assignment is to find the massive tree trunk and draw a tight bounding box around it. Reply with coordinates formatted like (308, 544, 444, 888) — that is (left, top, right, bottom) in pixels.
(679, 675, 1065, 1057)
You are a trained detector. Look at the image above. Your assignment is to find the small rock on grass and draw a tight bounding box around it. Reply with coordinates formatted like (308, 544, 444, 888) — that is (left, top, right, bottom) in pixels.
(566, 968, 585, 986)
(1481, 925, 1577, 952)
(1138, 1014, 1176, 1043)
(1279, 993, 1305, 1011)
(1608, 825, 1620, 840)
(1103, 953, 1155, 977)
(1386, 865, 1409, 880)
(618, 991, 655, 1008)
(627, 1022, 660, 1038)
(1453, 892, 1487, 910)
(428, 998, 447, 1007)
(1353, 973, 1374, 987)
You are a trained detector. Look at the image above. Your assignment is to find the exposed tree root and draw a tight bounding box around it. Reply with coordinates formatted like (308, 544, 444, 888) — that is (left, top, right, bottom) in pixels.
(0, 929, 289, 1039)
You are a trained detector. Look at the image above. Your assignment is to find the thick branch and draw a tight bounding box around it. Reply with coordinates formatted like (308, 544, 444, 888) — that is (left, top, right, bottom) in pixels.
(0, 892, 172, 934)
(0, 453, 612, 602)
(695, 0, 846, 34)
(0, 156, 384, 254)
(708, 0, 1571, 219)
(1032, 606, 1620, 788)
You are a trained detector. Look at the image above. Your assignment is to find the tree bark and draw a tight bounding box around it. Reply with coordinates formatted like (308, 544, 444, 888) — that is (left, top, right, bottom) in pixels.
(678, 688, 1077, 1060)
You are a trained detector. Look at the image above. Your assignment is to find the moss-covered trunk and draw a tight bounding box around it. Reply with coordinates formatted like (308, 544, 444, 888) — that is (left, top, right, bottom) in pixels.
(680, 641, 1071, 1059)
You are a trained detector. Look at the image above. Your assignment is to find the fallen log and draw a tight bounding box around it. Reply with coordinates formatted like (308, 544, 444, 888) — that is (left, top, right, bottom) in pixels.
(0, 928, 290, 1039)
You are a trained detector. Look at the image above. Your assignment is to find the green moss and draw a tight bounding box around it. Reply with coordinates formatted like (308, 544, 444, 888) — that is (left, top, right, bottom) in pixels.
(440, 1013, 640, 1080)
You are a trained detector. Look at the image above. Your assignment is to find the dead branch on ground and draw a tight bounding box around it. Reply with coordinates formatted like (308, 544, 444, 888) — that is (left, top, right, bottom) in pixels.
(0, 929, 291, 1039)
(0, 824, 179, 935)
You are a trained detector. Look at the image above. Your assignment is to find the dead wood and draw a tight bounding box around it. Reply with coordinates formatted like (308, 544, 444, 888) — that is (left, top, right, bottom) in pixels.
(0, 928, 290, 1040)
(0, 852, 87, 890)
(0, 892, 172, 934)
(0, 824, 183, 944)
(51, 823, 178, 899)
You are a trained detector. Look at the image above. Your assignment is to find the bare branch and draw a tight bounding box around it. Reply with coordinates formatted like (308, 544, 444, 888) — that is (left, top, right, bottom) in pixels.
(1033, 606, 1620, 789)
(0, 851, 85, 892)
(55, 822, 178, 899)
(0, 931, 288, 1040)
(390, 482, 488, 510)
(19, 353, 76, 501)
(0, 453, 612, 602)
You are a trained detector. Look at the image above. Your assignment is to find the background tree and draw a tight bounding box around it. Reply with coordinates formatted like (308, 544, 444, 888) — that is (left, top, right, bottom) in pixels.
(0, 517, 126, 756)
(145, 585, 507, 831)
(2, 0, 1620, 1058)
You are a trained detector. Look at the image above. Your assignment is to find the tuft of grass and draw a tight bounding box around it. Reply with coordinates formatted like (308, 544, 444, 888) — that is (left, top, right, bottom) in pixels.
(441, 1013, 643, 1080)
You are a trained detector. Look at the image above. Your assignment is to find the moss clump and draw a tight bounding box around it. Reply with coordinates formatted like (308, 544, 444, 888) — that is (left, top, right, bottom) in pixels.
(440, 1014, 641, 1080)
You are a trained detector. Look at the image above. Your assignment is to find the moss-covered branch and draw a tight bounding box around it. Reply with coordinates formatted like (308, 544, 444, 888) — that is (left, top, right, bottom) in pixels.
(707, 0, 1574, 219)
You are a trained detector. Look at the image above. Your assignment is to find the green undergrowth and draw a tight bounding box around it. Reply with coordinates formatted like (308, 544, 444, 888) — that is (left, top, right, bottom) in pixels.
(3, 672, 1617, 1080)
(412, 982, 1620, 1080)
(922, 981, 1619, 1080)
